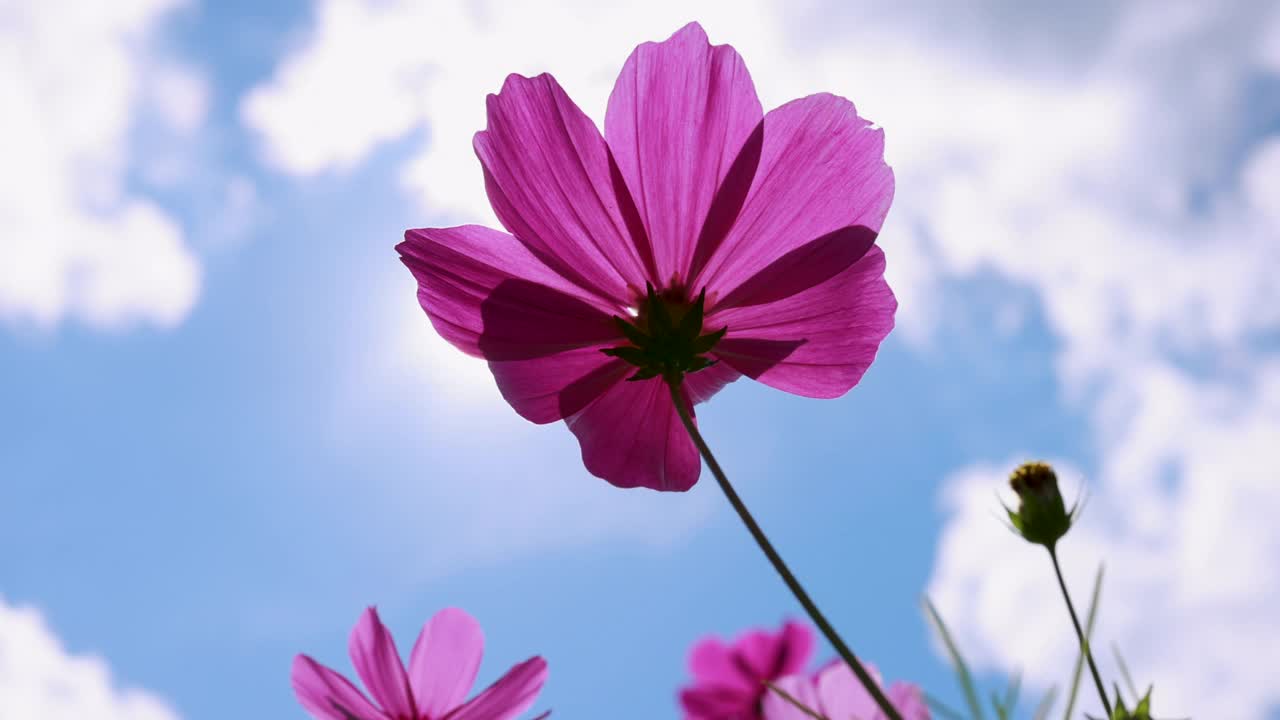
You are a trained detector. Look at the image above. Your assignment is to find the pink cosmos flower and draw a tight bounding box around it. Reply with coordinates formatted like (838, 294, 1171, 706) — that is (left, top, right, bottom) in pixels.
(679, 620, 815, 720)
(762, 661, 930, 720)
(399, 22, 895, 491)
(292, 606, 548, 720)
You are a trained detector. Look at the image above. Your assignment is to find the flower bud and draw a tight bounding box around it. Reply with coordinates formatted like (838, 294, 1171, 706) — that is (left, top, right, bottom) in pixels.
(1006, 461, 1074, 550)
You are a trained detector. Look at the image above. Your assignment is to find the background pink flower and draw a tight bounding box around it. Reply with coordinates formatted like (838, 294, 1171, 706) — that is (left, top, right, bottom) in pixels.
(679, 620, 815, 720)
(292, 606, 548, 720)
(399, 21, 894, 492)
(761, 661, 930, 720)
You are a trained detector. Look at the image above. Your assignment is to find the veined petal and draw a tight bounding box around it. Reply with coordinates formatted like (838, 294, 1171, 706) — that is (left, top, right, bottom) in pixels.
(760, 674, 822, 720)
(399, 226, 623, 361)
(709, 246, 895, 399)
(349, 608, 415, 719)
(489, 349, 630, 424)
(565, 378, 700, 491)
(408, 608, 484, 719)
(605, 21, 762, 285)
(291, 655, 384, 720)
(682, 361, 741, 406)
(687, 637, 755, 692)
(446, 657, 548, 720)
(691, 93, 894, 298)
(475, 73, 652, 304)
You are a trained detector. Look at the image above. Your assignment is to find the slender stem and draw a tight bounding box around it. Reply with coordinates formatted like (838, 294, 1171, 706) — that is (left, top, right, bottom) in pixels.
(1048, 547, 1112, 719)
(666, 380, 905, 720)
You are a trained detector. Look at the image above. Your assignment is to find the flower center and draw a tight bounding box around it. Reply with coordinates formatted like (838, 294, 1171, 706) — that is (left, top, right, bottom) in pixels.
(601, 283, 727, 384)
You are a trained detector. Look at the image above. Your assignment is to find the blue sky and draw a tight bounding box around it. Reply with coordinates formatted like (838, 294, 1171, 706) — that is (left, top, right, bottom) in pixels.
(2, 1, 1279, 719)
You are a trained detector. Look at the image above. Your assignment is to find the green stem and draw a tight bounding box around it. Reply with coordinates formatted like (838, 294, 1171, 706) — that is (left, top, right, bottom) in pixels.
(666, 379, 904, 720)
(1048, 547, 1112, 719)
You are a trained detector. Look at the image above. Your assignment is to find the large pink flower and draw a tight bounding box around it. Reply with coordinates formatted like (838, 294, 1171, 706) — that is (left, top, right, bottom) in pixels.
(292, 607, 548, 720)
(762, 661, 930, 720)
(399, 22, 895, 491)
(679, 620, 815, 720)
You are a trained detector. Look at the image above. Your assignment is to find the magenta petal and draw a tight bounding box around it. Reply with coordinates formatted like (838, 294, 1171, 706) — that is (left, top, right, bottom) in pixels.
(605, 21, 763, 284)
(760, 674, 821, 720)
(709, 246, 896, 398)
(447, 656, 549, 720)
(399, 226, 621, 359)
(687, 637, 756, 692)
(692, 93, 894, 298)
(408, 608, 484, 718)
(490, 350, 630, 424)
(682, 361, 741, 406)
(475, 73, 651, 304)
(734, 621, 815, 682)
(291, 655, 384, 720)
(565, 378, 700, 491)
(815, 661, 884, 720)
(349, 608, 415, 719)
(885, 681, 932, 720)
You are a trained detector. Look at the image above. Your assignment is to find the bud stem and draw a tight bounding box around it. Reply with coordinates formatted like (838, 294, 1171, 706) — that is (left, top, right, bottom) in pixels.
(666, 379, 904, 720)
(1048, 546, 1113, 719)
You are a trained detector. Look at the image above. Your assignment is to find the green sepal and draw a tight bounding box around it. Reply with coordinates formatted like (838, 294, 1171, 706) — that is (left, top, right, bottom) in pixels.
(693, 326, 728, 354)
(614, 316, 651, 347)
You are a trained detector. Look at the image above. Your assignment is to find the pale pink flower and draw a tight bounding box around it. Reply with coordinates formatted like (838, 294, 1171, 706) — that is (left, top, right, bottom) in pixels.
(762, 661, 930, 720)
(679, 620, 815, 719)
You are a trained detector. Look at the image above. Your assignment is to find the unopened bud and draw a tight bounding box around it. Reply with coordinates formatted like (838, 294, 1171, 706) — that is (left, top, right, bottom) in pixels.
(1006, 461, 1074, 550)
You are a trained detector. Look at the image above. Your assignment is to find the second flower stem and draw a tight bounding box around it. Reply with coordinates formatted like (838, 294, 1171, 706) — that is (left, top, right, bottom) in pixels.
(1048, 546, 1113, 719)
(667, 380, 904, 720)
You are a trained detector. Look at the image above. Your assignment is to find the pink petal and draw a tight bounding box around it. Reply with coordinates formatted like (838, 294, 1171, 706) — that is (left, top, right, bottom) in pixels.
(490, 350, 631, 424)
(709, 246, 896, 398)
(408, 608, 485, 718)
(690, 93, 894, 299)
(687, 636, 756, 692)
(885, 681, 932, 720)
(447, 656, 549, 720)
(399, 226, 622, 359)
(291, 654, 384, 720)
(681, 361, 741, 406)
(605, 21, 763, 285)
(565, 378, 700, 491)
(815, 661, 883, 720)
(475, 73, 652, 304)
(733, 621, 815, 682)
(760, 674, 822, 720)
(348, 608, 415, 719)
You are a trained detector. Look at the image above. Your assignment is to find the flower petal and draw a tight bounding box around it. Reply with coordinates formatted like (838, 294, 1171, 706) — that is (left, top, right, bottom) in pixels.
(475, 73, 651, 304)
(291, 654, 384, 720)
(709, 246, 895, 398)
(489, 350, 630, 424)
(734, 621, 815, 682)
(760, 674, 822, 720)
(349, 608, 415, 719)
(565, 378, 700, 491)
(447, 656, 548, 720)
(815, 661, 883, 720)
(408, 608, 485, 718)
(885, 681, 932, 720)
(687, 636, 756, 691)
(605, 21, 763, 285)
(399, 225, 622, 360)
(682, 361, 741, 406)
(690, 93, 894, 299)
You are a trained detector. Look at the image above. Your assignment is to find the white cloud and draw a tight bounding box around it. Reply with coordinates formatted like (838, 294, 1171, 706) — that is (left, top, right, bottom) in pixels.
(246, 2, 1280, 713)
(0, 0, 205, 331)
(930, 363, 1280, 719)
(0, 597, 181, 720)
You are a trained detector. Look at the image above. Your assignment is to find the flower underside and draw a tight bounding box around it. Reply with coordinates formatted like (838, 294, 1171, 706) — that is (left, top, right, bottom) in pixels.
(602, 283, 727, 385)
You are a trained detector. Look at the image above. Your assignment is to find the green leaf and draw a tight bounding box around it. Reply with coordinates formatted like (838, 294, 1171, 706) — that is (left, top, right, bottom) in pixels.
(1063, 565, 1104, 720)
(924, 597, 985, 720)
(1112, 643, 1139, 701)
